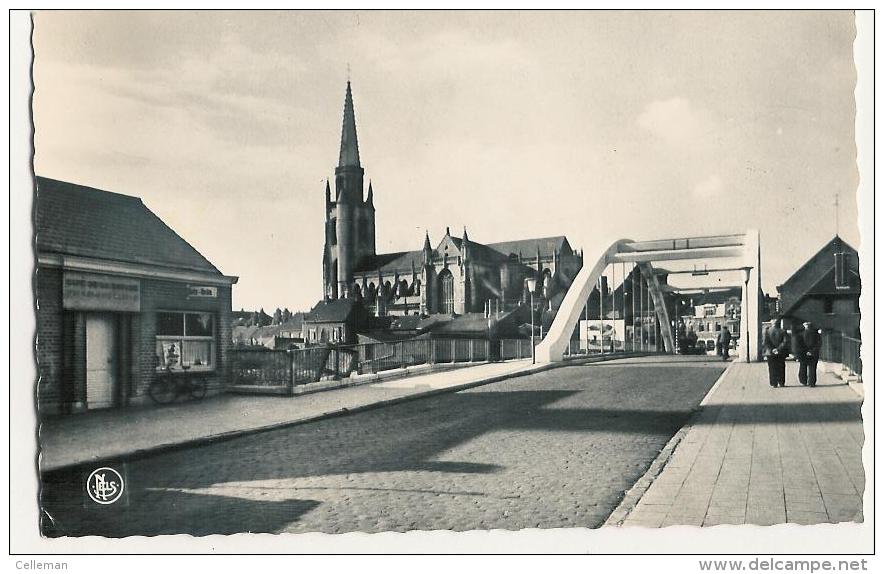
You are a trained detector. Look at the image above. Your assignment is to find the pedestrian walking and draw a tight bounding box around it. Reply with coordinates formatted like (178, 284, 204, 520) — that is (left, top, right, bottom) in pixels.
(719, 326, 732, 361)
(763, 319, 788, 387)
(798, 321, 822, 387)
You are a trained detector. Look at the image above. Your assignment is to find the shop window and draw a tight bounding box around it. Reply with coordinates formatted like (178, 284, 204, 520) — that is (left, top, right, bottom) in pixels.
(156, 311, 215, 371)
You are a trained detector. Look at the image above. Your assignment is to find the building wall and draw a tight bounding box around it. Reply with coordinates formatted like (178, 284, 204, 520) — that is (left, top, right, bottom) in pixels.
(35, 266, 65, 412)
(783, 295, 860, 338)
(35, 265, 232, 414)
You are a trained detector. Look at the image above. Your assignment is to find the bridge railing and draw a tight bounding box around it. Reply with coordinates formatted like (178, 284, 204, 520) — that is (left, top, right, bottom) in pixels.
(230, 338, 497, 394)
(820, 331, 862, 382)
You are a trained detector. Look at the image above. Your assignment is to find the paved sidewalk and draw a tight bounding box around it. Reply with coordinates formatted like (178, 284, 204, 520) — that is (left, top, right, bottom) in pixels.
(616, 361, 865, 527)
(39, 359, 543, 471)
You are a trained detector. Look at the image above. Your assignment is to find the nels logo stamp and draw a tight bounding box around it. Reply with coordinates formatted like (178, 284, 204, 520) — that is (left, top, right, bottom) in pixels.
(86, 467, 125, 505)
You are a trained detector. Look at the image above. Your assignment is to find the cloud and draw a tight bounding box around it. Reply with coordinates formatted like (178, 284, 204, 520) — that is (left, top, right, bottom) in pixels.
(692, 175, 723, 199)
(637, 97, 714, 147)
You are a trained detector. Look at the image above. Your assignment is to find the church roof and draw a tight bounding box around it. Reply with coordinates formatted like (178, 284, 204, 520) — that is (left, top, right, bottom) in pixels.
(353, 234, 574, 274)
(338, 81, 361, 168)
(487, 236, 572, 258)
(353, 250, 424, 274)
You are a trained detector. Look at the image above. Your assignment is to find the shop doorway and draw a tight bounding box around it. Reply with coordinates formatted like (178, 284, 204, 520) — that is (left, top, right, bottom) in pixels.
(86, 313, 117, 409)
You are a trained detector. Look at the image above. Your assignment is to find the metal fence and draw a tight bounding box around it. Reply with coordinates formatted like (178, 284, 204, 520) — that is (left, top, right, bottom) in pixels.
(842, 336, 862, 377)
(820, 331, 862, 380)
(498, 338, 533, 360)
(230, 335, 653, 394)
(229, 348, 292, 388)
(230, 337, 497, 394)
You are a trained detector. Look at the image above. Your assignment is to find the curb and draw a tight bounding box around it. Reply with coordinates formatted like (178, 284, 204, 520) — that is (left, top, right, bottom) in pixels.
(41, 361, 562, 474)
(40, 352, 661, 474)
(603, 361, 735, 527)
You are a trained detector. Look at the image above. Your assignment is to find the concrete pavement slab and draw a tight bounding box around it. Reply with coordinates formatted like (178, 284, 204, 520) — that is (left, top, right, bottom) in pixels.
(609, 360, 865, 527)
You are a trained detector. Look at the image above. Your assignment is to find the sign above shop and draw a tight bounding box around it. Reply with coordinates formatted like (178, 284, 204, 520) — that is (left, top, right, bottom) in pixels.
(188, 285, 218, 298)
(63, 272, 141, 312)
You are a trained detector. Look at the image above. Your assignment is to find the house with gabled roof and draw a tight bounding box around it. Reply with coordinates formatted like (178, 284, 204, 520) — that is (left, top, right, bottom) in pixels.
(776, 235, 860, 338)
(35, 176, 238, 413)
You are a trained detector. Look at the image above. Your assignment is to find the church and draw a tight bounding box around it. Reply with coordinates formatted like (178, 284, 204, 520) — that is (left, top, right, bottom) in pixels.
(321, 82, 584, 319)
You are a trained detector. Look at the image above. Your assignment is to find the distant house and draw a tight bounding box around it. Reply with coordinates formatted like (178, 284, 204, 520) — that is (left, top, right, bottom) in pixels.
(232, 315, 306, 349)
(302, 299, 369, 345)
(776, 236, 860, 338)
(35, 177, 238, 413)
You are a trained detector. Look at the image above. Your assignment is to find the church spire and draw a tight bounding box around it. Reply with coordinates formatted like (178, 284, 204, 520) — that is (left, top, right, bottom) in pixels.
(366, 180, 374, 206)
(338, 81, 361, 168)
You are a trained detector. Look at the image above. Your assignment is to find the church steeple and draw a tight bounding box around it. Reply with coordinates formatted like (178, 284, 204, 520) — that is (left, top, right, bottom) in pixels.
(338, 81, 361, 169)
(327, 80, 371, 301)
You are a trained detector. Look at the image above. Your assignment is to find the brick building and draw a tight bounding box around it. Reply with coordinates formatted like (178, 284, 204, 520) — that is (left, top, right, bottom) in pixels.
(35, 177, 238, 414)
(320, 82, 584, 318)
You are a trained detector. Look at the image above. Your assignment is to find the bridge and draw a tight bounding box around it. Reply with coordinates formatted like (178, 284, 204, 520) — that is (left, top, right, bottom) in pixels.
(534, 230, 762, 363)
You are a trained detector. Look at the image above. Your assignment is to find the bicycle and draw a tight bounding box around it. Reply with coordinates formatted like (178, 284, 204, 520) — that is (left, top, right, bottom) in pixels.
(148, 365, 207, 405)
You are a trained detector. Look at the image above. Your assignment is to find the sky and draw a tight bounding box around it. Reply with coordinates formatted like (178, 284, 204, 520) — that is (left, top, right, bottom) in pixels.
(32, 10, 860, 312)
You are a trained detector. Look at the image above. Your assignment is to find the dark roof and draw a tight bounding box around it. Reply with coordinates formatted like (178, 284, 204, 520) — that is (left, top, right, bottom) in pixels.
(389, 315, 423, 330)
(305, 298, 359, 323)
(690, 288, 743, 306)
(35, 176, 221, 274)
(353, 235, 573, 274)
(353, 250, 423, 274)
(777, 236, 859, 316)
(488, 236, 572, 259)
(421, 313, 493, 336)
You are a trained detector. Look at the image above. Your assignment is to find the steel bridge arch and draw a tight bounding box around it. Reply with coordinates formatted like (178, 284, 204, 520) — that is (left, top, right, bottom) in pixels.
(534, 230, 762, 363)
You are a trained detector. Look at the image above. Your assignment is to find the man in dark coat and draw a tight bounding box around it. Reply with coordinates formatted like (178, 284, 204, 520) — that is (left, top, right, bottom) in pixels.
(719, 327, 732, 361)
(798, 321, 822, 386)
(763, 320, 789, 387)
(791, 322, 805, 361)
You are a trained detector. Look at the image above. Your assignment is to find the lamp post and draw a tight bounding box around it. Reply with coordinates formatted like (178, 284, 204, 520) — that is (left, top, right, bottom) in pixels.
(741, 267, 751, 363)
(526, 277, 537, 364)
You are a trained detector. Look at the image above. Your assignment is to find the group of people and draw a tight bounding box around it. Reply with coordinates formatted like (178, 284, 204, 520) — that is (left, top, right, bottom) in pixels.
(677, 323, 733, 361)
(763, 319, 822, 388)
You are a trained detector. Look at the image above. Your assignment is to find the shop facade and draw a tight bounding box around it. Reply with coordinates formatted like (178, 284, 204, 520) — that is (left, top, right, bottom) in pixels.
(35, 177, 238, 414)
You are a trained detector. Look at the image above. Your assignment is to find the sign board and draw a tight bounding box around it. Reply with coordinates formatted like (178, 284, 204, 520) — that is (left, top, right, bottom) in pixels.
(63, 272, 141, 312)
(188, 285, 218, 298)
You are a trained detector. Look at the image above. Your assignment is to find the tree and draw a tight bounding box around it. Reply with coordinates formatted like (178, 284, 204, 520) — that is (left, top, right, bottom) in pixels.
(273, 308, 283, 325)
(282, 308, 292, 323)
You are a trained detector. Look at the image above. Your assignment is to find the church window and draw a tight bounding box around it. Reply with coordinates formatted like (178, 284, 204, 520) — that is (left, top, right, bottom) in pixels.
(439, 269, 455, 314)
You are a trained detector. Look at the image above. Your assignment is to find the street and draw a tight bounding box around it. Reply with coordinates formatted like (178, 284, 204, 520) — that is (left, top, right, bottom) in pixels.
(42, 356, 726, 536)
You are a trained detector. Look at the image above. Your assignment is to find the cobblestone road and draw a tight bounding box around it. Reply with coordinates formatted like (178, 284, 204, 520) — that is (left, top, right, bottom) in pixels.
(41, 356, 725, 536)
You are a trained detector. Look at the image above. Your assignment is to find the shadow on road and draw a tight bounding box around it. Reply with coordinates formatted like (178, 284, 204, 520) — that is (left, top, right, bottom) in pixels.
(40, 362, 733, 536)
